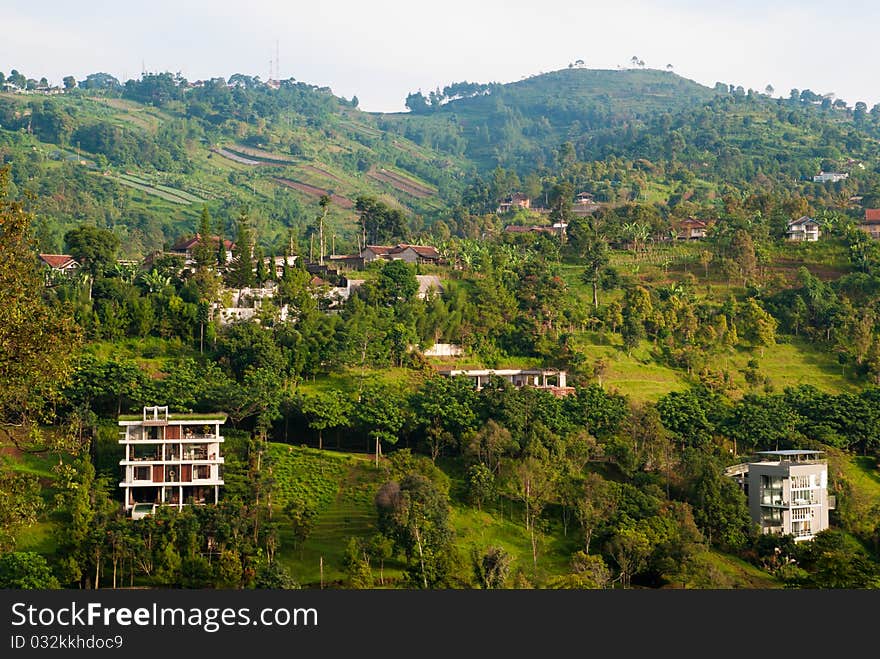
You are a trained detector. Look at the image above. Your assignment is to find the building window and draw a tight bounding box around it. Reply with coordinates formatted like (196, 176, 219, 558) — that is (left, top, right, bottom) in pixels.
(194, 465, 210, 480)
(133, 466, 151, 481)
(760, 475, 784, 506)
(761, 508, 782, 527)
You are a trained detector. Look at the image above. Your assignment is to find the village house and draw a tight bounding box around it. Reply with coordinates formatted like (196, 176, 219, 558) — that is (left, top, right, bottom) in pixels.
(786, 216, 821, 242)
(38, 253, 80, 275)
(676, 218, 709, 240)
(361, 244, 442, 265)
(118, 406, 226, 514)
(169, 233, 236, 267)
(497, 193, 531, 213)
(572, 191, 599, 216)
(859, 209, 880, 239)
(327, 253, 366, 270)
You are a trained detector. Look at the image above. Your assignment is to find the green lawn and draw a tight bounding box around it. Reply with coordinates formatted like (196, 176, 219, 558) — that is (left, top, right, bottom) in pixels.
(688, 550, 783, 589)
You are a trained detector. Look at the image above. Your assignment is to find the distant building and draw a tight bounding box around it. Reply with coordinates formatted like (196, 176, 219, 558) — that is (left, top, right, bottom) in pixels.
(361, 244, 442, 265)
(265, 255, 297, 279)
(497, 193, 531, 213)
(416, 274, 443, 299)
(213, 285, 290, 325)
(676, 218, 709, 240)
(118, 406, 226, 513)
(786, 216, 821, 242)
(38, 253, 80, 274)
(328, 254, 366, 270)
(422, 343, 463, 357)
(859, 209, 880, 240)
(812, 171, 848, 183)
(169, 233, 235, 266)
(437, 368, 575, 397)
(361, 245, 395, 263)
(726, 450, 834, 542)
(503, 224, 566, 237)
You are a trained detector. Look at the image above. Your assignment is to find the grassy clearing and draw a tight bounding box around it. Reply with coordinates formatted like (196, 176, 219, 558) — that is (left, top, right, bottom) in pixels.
(274, 448, 392, 586)
(689, 550, 782, 589)
(296, 367, 424, 396)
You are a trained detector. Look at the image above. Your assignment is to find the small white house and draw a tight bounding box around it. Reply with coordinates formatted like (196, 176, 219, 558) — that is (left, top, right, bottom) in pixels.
(786, 216, 821, 242)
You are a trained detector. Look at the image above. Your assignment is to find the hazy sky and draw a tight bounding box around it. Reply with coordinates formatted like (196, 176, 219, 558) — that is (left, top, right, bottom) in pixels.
(2, 1, 877, 112)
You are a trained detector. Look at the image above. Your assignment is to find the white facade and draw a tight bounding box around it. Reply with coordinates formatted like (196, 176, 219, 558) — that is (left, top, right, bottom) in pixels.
(745, 450, 833, 542)
(118, 406, 226, 513)
(812, 172, 848, 183)
(438, 368, 572, 395)
(786, 217, 821, 242)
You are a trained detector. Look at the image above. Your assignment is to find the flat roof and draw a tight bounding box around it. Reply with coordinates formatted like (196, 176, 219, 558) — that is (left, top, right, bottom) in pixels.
(118, 412, 228, 422)
(438, 369, 564, 375)
(756, 450, 824, 456)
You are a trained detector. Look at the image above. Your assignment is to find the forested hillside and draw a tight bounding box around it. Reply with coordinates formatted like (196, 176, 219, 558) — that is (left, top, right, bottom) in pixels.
(2, 64, 880, 591)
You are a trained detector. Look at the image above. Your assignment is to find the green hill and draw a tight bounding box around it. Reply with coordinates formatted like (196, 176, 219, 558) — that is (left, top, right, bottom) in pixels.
(6, 65, 880, 257)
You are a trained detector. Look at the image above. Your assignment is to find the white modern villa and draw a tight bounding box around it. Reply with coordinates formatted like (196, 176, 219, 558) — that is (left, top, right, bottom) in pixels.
(728, 450, 834, 542)
(118, 406, 226, 514)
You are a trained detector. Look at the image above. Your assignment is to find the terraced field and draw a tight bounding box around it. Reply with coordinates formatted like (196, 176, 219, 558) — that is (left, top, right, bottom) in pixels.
(367, 166, 435, 198)
(223, 144, 297, 164)
(112, 173, 206, 204)
(212, 147, 261, 165)
(272, 177, 354, 208)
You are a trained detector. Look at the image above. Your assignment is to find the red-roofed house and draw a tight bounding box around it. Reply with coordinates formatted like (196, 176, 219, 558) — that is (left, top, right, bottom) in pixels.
(170, 234, 236, 266)
(859, 209, 880, 240)
(39, 254, 80, 274)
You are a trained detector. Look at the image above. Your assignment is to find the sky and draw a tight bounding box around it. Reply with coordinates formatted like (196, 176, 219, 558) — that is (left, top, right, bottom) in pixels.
(2, 1, 878, 113)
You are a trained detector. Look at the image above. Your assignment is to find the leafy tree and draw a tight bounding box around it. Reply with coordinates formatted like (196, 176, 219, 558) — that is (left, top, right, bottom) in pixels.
(298, 390, 351, 450)
(373, 259, 418, 308)
(375, 473, 455, 588)
(472, 545, 512, 588)
(0, 552, 60, 589)
(342, 537, 374, 588)
(466, 463, 495, 511)
(0, 167, 81, 449)
(357, 380, 406, 462)
(64, 225, 119, 277)
(0, 469, 43, 550)
(355, 196, 409, 245)
(283, 497, 317, 551)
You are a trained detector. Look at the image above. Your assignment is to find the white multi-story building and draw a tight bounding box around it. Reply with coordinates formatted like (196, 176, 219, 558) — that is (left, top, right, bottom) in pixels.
(786, 216, 821, 242)
(744, 450, 833, 542)
(118, 406, 226, 513)
(812, 171, 848, 183)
